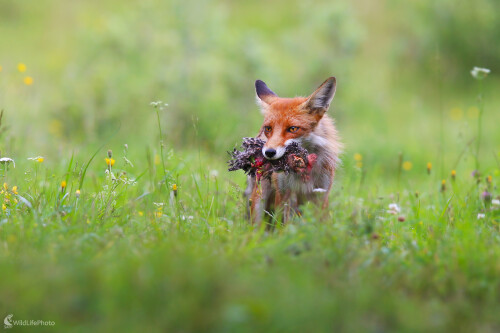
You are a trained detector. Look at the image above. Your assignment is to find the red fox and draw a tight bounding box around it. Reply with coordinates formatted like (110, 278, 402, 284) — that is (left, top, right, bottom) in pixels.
(245, 77, 342, 225)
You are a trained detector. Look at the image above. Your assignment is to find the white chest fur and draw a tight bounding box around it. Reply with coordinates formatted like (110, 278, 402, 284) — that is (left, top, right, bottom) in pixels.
(276, 133, 337, 194)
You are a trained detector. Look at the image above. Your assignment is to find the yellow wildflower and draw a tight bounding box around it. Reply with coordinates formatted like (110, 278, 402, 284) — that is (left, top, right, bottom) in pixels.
(105, 158, 116, 167)
(354, 153, 362, 161)
(155, 211, 163, 218)
(427, 162, 432, 174)
(154, 154, 161, 165)
(61, 180, 67, 189)
(24, 76, 33, 85)
(3, 183, 7, 190)
(2, 204, 6, 211)
(75, 189, 81, 198)
(487, 175, 492, 184)
(172, 184, 177, 191)
(0, 65, 2, 72)
(37, 157, 44, 163)
(12, 186, 18, 194)
(449, 107, 463, 121)
(403, 161, 413, 171)
(451, 170, 456, 181)
(17, 63, 26, 72)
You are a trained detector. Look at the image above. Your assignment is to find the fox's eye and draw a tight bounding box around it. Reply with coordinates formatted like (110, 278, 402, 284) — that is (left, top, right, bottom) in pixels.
(288, 126, 299, 133)
(264, 126, 272, 133)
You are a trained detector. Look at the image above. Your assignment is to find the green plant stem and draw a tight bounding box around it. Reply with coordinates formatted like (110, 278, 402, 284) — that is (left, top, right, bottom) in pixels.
(156, 109, 168, 191)
(437, 47, 445, 179)
(475, 80, 484, 171)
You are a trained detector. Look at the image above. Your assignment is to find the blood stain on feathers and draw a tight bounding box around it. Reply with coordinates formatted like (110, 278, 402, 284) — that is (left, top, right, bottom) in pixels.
(228, 137, 317, 182)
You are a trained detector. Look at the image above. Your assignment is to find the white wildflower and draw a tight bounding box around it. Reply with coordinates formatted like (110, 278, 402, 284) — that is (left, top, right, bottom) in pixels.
(492, 199, 500, 207)
(471, 67, 490, 80)
(387, 203, 400, 215)
(123, 156, 134, 167)
(104, 169, 116, 180)
(150, 101, 169, 110)
(477, 213, 485, 219)
(0, 157, 15, 168)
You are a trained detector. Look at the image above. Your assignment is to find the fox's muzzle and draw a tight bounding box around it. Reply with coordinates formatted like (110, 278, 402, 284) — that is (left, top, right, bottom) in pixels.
(262, 146, 286, 160)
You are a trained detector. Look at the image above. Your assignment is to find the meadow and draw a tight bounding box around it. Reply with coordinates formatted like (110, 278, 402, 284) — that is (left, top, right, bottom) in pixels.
(0, 0, 499, 332)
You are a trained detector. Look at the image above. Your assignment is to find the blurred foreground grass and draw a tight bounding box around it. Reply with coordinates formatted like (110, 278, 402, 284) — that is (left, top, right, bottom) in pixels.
(1, 0, 500, 331)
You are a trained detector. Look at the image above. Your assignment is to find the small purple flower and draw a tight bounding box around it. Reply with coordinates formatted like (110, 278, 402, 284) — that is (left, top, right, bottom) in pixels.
(482, 191, 492, 203)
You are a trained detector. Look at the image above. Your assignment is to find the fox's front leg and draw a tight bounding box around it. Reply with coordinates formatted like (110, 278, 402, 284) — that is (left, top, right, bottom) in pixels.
(275, 188, 292, 225)
(282, 191, 293, 224)
(249, 178, 273, 226)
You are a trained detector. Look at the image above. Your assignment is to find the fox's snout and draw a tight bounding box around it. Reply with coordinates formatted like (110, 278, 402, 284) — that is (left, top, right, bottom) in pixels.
(262, 145, 286, 160)
(263, 148, 276, 158)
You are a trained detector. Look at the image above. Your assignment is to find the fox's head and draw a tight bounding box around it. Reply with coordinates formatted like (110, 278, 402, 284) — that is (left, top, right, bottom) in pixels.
(255, 77, 337, 160)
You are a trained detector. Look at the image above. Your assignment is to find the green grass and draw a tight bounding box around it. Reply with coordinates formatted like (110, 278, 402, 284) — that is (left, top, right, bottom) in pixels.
(1, 0, 500, 332)
(0, 122, 499, 332)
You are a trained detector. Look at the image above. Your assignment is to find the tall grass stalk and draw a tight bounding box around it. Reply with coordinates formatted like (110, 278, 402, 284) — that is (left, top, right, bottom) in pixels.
(475, 79, 484, 171)
(470, 66, 490, 171)
(152, 102, 168, 192)
(435, 46, 445, 179)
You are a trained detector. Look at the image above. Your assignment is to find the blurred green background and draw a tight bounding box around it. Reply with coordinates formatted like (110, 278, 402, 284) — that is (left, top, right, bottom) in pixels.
(1, 0, 499, 167)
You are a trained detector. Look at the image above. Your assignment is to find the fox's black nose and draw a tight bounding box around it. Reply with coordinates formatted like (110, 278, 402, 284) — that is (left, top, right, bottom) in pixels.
(264, 149, 276, 158)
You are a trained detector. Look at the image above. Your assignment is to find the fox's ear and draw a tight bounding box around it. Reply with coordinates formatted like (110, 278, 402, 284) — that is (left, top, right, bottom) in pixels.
(255, 80, 277, 109)
(305, 77, 336, 115)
